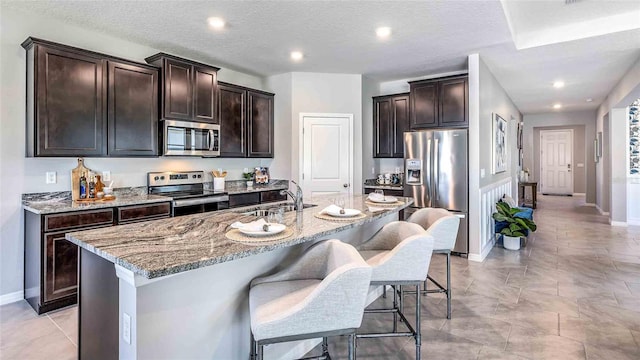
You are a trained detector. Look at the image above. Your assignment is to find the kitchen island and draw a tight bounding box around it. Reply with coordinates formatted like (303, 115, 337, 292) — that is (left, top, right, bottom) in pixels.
(66, 194, 412, 359)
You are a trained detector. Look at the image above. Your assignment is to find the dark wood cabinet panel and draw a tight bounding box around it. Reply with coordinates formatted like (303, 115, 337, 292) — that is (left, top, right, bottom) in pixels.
(260, 190, 287, 203)
(373, 93, 409, 158)
(439, 77, 468, 127)
(31, 44, 107, 156)
(117, 202, 171, 224)
(193, 66, 218, 123)
(392, 95, 409, 157)
(107, 61, 158, 156)
(44, 232, 78, 302)
(218, 83, 247, 157)
(229, 193, 260, 208)
(164, 59, 192, 121)
(247, 91, 274, 158)
(44, 209, 114, 232)
(409, 76, 468, 129)
(410, 80, 438, 129)
(373, 97, 393, 158)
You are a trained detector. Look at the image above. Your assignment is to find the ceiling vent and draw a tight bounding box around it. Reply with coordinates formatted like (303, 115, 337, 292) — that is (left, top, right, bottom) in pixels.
(565, 0, 581, 4)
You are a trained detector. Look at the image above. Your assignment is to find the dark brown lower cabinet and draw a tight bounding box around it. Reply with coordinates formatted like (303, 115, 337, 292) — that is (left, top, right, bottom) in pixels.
(24, 202, 171, 314)
(228, 189, 288, 208)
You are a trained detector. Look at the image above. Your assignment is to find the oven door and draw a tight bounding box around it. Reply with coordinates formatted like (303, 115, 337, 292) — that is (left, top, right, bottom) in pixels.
(164, 120, 220, 156)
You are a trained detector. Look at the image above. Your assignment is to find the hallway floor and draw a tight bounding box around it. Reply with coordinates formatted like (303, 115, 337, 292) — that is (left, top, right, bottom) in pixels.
(2, 195, 640, 359)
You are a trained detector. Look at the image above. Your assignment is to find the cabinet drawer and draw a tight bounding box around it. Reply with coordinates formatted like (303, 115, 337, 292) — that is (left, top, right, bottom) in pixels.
(44, 209, 114, 232)
(260, 190, 287, 203)
(229, 193, 260, 208)
(117, 202, 171, 224)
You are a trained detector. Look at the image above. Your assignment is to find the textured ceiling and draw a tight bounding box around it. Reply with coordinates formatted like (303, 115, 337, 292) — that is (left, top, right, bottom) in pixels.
(4, 0, 640, 114)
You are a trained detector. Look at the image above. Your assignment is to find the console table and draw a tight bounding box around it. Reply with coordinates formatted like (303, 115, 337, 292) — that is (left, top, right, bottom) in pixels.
(518, 182, 538, 209)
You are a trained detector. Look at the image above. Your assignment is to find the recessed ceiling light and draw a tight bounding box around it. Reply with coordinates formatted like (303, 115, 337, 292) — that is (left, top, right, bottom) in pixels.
(553, 103, 562, 109)
(553, 81, 565, 89)
(207, 17, 225, 30)
(290, 51, 303, 61)
(586, 98, 593, 102)
(376, 27, 392, 39)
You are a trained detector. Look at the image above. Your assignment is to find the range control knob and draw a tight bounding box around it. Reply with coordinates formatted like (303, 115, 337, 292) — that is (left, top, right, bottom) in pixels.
(197, 174, 202, 178)
(160, 176, 165, 180)
(154, 176, 159, 181)
(192, 175, 197, 178)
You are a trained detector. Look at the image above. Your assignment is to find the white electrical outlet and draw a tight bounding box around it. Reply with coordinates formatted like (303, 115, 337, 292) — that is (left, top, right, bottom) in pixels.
(123, 312, 131, 344)
(46, 172, 56, 184)
(480, 169, 486, 178)
(102, 171, 111, 182)
(371, 167, 375, 174)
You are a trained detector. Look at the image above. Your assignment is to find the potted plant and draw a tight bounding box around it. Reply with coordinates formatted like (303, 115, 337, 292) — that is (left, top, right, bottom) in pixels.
(243, 172, 254, 187)
(492, 201, 537, 250)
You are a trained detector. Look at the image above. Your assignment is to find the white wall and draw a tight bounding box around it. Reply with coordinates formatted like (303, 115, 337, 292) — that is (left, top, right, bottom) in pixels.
(264, 73, 293, 180)
(522, 110, 597, 203)
(596, 56, 640, 224)
(0, 7, 269, 299)
(468, 54, 522, 261)
(288, 72, 364, 194)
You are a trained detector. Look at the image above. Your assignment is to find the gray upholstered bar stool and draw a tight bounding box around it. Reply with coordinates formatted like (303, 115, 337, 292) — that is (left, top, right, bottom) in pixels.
(407, 208, 460, 319)
(356, 221, 435, 360)
(249, 239, 372, 360)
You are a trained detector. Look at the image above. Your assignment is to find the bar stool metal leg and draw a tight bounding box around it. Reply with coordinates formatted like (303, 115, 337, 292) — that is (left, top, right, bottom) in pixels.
(382, 285, 387, 298)
(257, 344, 264, 360)
(392, 285, 398, 333)
(446, 252, 451, 319)
(250, 334, 257, 360)
(322, 337, 329, 358)
(348, 333, 356, 360)
(415, 284, 421, 360)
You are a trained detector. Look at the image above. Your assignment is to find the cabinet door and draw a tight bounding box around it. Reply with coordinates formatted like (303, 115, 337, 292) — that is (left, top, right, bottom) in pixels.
(35, 45, 106, 156)
(218, 83, 247, 157)
(410, 80, 438, 129)
(44, 232, 78, 302)
(107, 61, 158, 156)
(247, 91, 274, 158)
(439, 77, 468, 127)
(163, 59, 192, 121)
(373, 97, 393, 157)
(392, 94, 410, 158)
(193, 66, 218, 123)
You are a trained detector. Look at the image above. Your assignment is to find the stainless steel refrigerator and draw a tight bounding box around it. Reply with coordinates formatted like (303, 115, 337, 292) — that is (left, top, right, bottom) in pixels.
(403, 129, 469, 254)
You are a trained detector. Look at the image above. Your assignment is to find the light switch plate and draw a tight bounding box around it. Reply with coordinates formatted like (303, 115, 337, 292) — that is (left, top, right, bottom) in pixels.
(46, 172, 56, 184)
(480, 169, 486, 178)
(102, 171, 111, 182)
(123, 312, 131, 344)
(577, 163, 584, 168)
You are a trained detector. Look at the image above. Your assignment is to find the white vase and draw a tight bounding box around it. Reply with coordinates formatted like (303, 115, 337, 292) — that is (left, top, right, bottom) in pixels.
(503, 235, 521, 250)
(246, 181, 253, 187)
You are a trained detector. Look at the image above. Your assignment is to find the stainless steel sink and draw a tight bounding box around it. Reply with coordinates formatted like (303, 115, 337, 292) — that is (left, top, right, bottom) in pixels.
(239, 203, 317, 217)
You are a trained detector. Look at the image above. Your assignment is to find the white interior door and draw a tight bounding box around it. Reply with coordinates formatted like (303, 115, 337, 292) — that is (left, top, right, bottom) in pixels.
(301, 113, 353, 198)
(540, 129, 573, 195)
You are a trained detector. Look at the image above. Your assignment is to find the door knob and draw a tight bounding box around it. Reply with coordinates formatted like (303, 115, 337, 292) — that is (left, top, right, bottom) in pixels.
(343, 183, 349, 188)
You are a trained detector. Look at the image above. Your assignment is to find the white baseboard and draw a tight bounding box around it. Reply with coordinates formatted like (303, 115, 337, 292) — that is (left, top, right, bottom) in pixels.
(595, 204, 610, 216)
(0, 291, 23, 306)
(573, 193, 586, 196)
(584, 203, 596, 207)
(627, 218, 640, 226)
(610, 220, 628, 227)
(468, 236, 496, 262)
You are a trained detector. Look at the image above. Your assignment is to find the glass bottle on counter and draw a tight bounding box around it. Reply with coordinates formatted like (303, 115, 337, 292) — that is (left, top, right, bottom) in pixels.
(79, 172, 88, 199)
(88, 175, 96, 199)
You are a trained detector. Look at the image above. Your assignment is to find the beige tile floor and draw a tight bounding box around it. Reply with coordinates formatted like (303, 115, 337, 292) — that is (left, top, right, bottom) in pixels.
(2, 194, 640, 359)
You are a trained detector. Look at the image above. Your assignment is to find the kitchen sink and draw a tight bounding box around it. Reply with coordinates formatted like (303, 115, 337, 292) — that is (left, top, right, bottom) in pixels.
(238, 202, 317, 217)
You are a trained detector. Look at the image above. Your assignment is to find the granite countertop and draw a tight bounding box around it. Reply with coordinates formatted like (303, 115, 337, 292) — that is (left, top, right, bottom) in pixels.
(223, 179, 289, 195)
(363, 184, 404, 190)
(66, 194, 413, 279)
(22, 187, 172, 215)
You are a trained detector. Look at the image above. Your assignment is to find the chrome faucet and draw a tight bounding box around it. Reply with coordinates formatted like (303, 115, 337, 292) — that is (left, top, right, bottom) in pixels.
(280, 180, 304, 212)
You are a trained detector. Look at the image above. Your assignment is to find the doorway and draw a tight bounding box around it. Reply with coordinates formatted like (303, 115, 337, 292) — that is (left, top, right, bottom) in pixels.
(540, 129, 574, 195)
(299, 113, 353, 198)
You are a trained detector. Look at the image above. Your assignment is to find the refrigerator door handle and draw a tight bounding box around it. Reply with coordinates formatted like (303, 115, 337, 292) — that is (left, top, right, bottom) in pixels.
(434, 137, 439, 203)
(426, 138, 432, 207)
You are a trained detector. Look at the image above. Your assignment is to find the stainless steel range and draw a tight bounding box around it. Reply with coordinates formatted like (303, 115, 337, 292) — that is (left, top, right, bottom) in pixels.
(148, 171, 229, 217)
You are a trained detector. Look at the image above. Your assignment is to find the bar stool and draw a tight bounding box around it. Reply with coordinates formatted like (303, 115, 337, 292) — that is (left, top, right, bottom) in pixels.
(407, 208, 460, 319)
(249, 239, 372, 360)
(356, 221, 435, 360)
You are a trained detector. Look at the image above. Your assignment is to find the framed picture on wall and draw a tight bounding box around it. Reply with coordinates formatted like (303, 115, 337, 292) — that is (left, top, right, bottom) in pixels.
(517, 122, 523, 150)
(597, 132, 603, 157)
(493, 113, 507, 174)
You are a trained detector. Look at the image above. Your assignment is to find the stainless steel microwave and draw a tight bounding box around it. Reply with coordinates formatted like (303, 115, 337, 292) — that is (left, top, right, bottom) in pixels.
(163, 120, 220, 157)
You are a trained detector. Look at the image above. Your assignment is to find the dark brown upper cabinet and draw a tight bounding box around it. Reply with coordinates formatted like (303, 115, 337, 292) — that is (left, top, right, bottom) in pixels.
(145, 53, 219, 124)
(218, 83, 247, 157)
(373, 93, 409, 158)
(247, 90, 274, 158)
(22, 37, 160, 158)
(409, 75, 468, 129)
(23, 38, 107, 157)
(218, 82, 274, 158)
(107, 60, 159, 156)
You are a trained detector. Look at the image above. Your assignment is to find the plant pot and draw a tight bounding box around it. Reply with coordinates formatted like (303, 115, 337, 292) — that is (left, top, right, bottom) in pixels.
(246, 181, 253, 187)
(503, 235, 521, 250)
